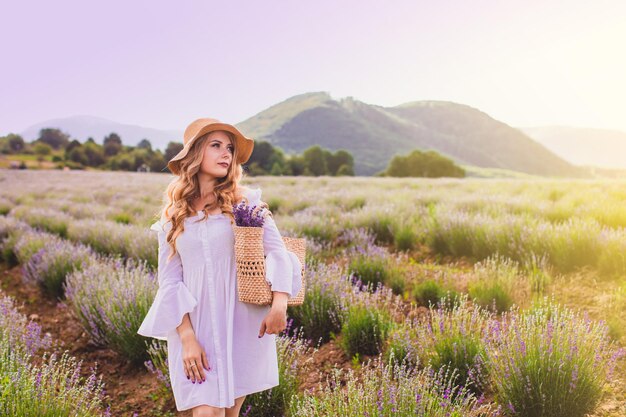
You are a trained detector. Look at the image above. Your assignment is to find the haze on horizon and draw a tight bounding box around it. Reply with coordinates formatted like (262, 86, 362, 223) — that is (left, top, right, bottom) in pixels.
(1, 0, 625, 136)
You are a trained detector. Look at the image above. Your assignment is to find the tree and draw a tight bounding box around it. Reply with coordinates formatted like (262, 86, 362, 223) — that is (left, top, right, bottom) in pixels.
(33, 142, 52, 156)
(130, 148, 154, 171)
(328, 150, 354, 175)
(67, 146, 89, 166)
(270, 162, 283, 175)
(83, 142, 105, 166)
(137, 138, 152, 151)
(247, 141, 275, 171)
(147, 152, 167, 172)
(246, 161, 267, 176)
(286, 156, 305, 176)
(302, 145, 328, 176)
(336, 164, 354, 176)
(38, 128, 70, 149)
(7, 134, 25, 153)
(103, 133, 123, 156)
(107, 153, 134, 171)
(165, 141, 184, 161)
(385, 149, 465, 178)
(65, 139, 82, 157)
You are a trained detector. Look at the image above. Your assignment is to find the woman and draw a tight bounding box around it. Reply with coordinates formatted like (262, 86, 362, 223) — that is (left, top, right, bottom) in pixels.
(137, 118, 303, 417)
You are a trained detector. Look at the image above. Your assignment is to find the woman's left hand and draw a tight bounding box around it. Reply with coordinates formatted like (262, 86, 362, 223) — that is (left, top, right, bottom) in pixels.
(258, 292, 289, 337)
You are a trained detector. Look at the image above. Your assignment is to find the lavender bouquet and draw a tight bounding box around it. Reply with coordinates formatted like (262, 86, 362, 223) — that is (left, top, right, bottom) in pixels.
(232, 200, 268, 227)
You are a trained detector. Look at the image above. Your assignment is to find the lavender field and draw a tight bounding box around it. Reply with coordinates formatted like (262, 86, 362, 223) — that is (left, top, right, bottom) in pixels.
(1, 169, 625, 416)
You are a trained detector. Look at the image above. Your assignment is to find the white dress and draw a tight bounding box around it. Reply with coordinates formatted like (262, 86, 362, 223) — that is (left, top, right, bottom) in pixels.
(137, 187, 302, 410)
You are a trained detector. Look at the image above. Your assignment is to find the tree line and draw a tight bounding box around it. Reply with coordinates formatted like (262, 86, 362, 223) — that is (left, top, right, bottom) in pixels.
(0, 129, 356, 176)
(1, 128, 465, 177)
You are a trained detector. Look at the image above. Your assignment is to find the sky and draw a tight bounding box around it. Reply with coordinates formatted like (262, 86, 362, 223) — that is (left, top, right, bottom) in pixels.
(1, 0, 625, 135)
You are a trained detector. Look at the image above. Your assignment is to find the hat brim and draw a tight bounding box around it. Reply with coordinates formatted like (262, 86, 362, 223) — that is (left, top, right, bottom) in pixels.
(167, 123, 254, 175)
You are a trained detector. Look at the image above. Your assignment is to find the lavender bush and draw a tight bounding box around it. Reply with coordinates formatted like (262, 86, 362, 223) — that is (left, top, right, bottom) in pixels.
(283, 205, 343, 244)
(286, 262, 349, 346)
(22, 239, 95, 298)
(67, 219, 158, 268)
(53, 200, 117, 221)
(468, 255, 525, 313)
(0, 293, 54, 357)
(144, 339, 172, 399)
(352, 208, 398, 244)
(301, 236, 333, 267)
(10, 206, 71, 238)
(426, 205, 626, 276)
(0, 216, 31, 265)
(412, 279, 460, 308)
(0, 215, 30, 241)
(0, 293, 108, 417)
(64, 256, 157, 364)
(0, 338, 108, 417)
(13, 229, 65, 266)
(289, 357, 499, 416)
(0, 196, 13, 215)
(336, 227, 381, 253)
(597, 228, 626, 278)
(415, 295, 492, 394)
(383, 321, 421, 370)
(342, 228, 407, 295)
(340, 301, 394, 358)
(521, 252, 553, 295)
(393, 219, 419, 251)
(485, 300, 625, 416)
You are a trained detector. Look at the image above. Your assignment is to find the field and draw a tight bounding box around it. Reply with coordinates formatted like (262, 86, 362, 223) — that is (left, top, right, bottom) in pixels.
(1, 169, 625, 416)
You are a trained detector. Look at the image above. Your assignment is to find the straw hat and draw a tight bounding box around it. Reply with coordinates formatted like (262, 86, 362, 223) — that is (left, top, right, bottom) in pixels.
(167, 117, 254, 175)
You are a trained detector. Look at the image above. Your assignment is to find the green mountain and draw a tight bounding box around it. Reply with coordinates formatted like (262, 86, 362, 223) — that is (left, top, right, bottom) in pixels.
(237, 92, 587, 177)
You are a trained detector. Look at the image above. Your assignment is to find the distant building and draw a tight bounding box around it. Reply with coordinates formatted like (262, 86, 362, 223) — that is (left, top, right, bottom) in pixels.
(137, 163, 151, 172)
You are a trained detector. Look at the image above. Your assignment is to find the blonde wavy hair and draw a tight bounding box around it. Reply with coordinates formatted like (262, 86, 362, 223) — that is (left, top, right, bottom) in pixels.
(157, 130, 250, 261)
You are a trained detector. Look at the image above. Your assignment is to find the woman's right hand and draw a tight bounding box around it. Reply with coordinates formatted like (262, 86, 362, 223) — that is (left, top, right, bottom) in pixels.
(181, 333, 210, 383)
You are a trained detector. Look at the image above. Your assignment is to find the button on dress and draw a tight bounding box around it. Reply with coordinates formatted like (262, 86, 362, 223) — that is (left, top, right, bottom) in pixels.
(137, 187, 302, 411)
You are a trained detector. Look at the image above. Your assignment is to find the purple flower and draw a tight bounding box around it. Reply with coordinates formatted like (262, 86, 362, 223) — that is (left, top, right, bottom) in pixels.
(232, 201, 267, 227)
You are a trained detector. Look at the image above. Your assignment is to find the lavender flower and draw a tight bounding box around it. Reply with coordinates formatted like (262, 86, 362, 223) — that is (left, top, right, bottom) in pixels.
(232, 201, 267, 227)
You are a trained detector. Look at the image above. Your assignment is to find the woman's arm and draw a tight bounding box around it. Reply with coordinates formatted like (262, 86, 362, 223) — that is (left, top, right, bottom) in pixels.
(259, 291, 289, 337)
(271, 291, 289, 310)
(178, 312, 210, 384)
(137, 223, 198, 340)
(177, 312, 196, 342)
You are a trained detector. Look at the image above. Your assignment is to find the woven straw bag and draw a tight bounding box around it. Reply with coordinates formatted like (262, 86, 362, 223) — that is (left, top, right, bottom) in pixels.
(232, 203, 306, 306)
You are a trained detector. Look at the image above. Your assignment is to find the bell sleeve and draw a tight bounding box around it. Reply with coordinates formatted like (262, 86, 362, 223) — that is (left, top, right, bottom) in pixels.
(246, 187, 303, 298)
(137, 219, 198, 341)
